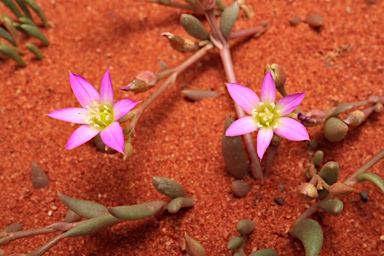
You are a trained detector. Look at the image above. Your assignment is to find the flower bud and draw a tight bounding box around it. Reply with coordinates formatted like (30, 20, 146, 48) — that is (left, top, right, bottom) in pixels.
(161, 32, 199, 53)
(343, 110, 365, 127)
(323, 117, 348, 142)
(123, 143, 134, 159)
(298, 183, 319, 201)
(195, 0, 215, 11)
(122, 71, 157, 94)
(298, 109, 327, 127)
(265, 63, 287, 96)
(329, 183, 354, 197)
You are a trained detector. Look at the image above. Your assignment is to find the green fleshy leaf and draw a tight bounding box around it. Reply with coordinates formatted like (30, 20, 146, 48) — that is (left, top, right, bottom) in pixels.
(185, 232, 206, 256)
(57, 192, 108, 219)
(219, 1, 240, 40)
(152, 176, 187, 198)
(24, 0, 49, 28)
(180, 14, 210, 41)
(227, 236, 244, 250)
(357, 173, 384, 193)
(64, 214, 121, 237)
(167, 197, 195, 214)
(332, 103, 354, 116)
(318, 161, 339, 199)
(222, 116, 249, 178)
(318, 199, 344, 216)
(248, 249, 279, 256)
(290, 219, 323, 256)
(19, 16, 36, 26)
(2, 0, 22, 18)
(236, 219, 256, 235)
(20, 24, 49, 46)
(108, 201, 166, 220)
(0, 44, 26, 67)
(0, 27, 17, 46)
(0, 14, 19, 41)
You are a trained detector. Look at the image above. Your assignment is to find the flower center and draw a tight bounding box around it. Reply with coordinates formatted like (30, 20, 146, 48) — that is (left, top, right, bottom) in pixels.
(252, 102, 281, 129)
(84, 102, 114, 129)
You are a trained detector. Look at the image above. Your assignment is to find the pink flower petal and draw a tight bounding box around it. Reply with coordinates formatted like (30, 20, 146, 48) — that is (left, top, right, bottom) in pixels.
(69, 71, 100, 108)
(226, 83, 260, 115)
(260, 71, 276, 103)
(274, 117, 309, 141)
(100, 122, 125, 154)
(225, 116, 258, 136)
(113, 99, 141, 120)
(276, 93, 305, 116)
(257, 129, 273, 160)
(100, 70, 114, 104)
(65, 125, 100, 150)
(47, 107, 87, 124)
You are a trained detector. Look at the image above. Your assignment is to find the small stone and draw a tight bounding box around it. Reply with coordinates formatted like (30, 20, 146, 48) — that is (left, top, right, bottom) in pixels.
(289, 17, 301, 26)
(278, 184, 285, 192)
(360, 191, 368, 203)
(274, 197, 285, 205)
(380, 235, 384, 241)
(308, 139, 319, 149)
(31, 162, 49, 189)
(306, 14, 324, 29)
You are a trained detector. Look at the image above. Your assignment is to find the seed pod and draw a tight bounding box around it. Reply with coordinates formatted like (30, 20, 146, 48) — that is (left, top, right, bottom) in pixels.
(298, 183, 319, 201)
(298, 109, 327, 127)
(162, 32, 199, 53)
(344, 110, 365, 127)
(324, 117, 348, 142)
(265, 63, 286, 90)
(329, 183, 355, 197)
(122, 70, 157, 94)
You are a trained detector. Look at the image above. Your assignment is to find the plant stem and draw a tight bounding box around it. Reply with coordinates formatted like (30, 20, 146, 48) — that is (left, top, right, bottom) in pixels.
(205, 9, 263, 181)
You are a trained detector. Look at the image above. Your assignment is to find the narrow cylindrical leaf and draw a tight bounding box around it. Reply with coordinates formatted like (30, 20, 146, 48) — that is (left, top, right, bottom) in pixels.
(152, 176, 187, 198)
(290, 219, 323, 256)
(222, 116, 249, 179)
(248, 249, 279, 256)
(57, 192, 108, 219)
(19, 16, 36, 26)
(64, 214, 121, 237)
(15, 0, 32, 19)
(357, 173, 384, 193)
(180, 14, 210, 41)
(227, 236, 244, 250)
(318, 199, 344, 216)
(24, 0, 49, 28)
(0, 14, 19, 40)
(0, 27, 17, 46)
(219, 1, 240, 40)
(236, 219, 256, 235)
(167, 197, 195, 214)
(0, 44, 26, 67)
(26, 43, 43, 60)
(108, 201, 166, 220)
(2, 0, 22, 18)
(185, 232, 206, 256)
(182, 89, 219, 101)
(20, 24, 49, 46)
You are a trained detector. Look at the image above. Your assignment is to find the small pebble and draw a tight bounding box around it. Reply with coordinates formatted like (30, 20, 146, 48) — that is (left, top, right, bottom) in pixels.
(274, 197, 285, 205)
(278, 184, 285, 192)
(308, 139, 319, 149)
(31, 162, 49, 189)
(289, 17, 301, 26)
(380, 235, 384, 241)
(360, 191, 368, 203)
(306, 14, 324, 29)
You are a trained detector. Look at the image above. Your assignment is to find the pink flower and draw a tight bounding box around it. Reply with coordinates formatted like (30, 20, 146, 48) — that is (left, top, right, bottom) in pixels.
(48, 70, 140, 154)
(225, 71, 309, 160)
